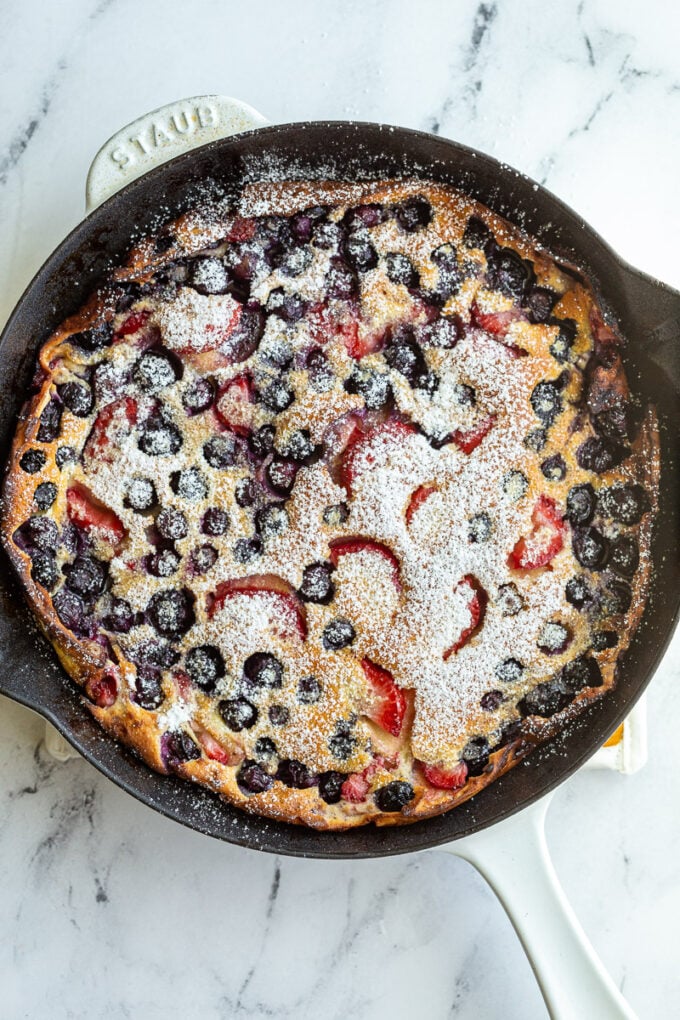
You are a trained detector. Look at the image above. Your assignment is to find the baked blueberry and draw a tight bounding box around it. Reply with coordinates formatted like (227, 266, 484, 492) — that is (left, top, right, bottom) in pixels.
(235, 477, 256, 507)
(133, 350, 179, 393)
(480, 690, 504, 711)
(219, 698, 258, 732)
(565, 484, 596, 525)
(323, 502, 349, 526)
(299, 562, 335, 604)
(601, 577, 632, 615)
(254, 503, 289, 538)
(277, 428, 317, 462)
(576, 436, 627, 474)
(342, 233, 378, 274)
(468, 512, 492, 543)
(148, 546, 180, 577)
(244, 652, 283, 688)
(277, 759, 318, 789)
(202, 507, 229, 536)
(462, 736, 490, 776)
(237, 761, 275, 794)
(55, 446, 76, 469)
(328, 720, 356, 760)
(395, 196, 432, 232)
(322, 618, 355, 650)
(138, 415, 183, 456)
(266, 287, 305, 322)
(344, 365, 392, 410)
(462, 216, 495, 251)
(592, 630, 618, 651)
(530, 380, 562, 425)
(572, 527, 609, 570)
(259, 379, 295, 413)
(537, 621, 571, 654)
(14, 515, 59, 555)
(519, 679, 573, 717)
(297, 675, 322, 703)
(146, 588, 195, 637)
(63, 556, 107, 600)
(541, 453, 567, 482)
(598, 484, 648, 525)
(609, 536, 639, 577)
(124, 477, 157, 512)
(549, 318, 577, 363)
(249, 424, 276, 460)
(191, 544, 218, 574)
(20, 449, 46, 474)
(497, 583, 524, 616)
(560, 655, 602, 691)
(565, 575, 592, 609)
(53, 587, 88, 635)
(59, 382, 94, 417)
(266, 458, 298, 496)
(182, 377, 215, 414)
(318, 770, 346, 804)
(163, 730, 201, 766)
(170, 467, 208, 502)
(34, 482, 57, 510)
(105, 597, 135, 633)
(269, 705, 290, 726)
(487, 247, 534, 299)
(233, 537, 262, 563)
(385, 252, 419, 288)
(375, 781, 414, 811)
(185, 645, 224, 691)
(31, 552, 58, 590)
(203, 433, 238, 469)
(495, 658, 524, 684)
(502, 469, 528, 501)
(525, 286, 558, 324)
(157, 508, 188, 541)
(134, 670, 164, 710)
(70, 321, 113, 352)
(524, 428, 547, 453)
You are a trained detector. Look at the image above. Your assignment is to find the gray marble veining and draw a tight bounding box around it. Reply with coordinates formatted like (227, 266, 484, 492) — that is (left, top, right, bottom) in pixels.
(1, 2, 679, 1017)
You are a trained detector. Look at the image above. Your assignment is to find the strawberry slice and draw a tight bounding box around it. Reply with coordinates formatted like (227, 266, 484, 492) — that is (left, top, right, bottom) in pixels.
(443, 575, 487, 659)
(450, 414, 496, 454)
(202, 302, 243, 351)
(329, 537, 401, 590)
(471, 300, 525, 336)
(341, 772, 370, 802)
(214, 373, 254, 435)
(67, 484, 125, 546)
(86, 673, 118, 708)
(508, 495, 565, 570)
(360, 658, 407, 737)
(114, 310, 150, 341)
(423, 761, 468, 790)
(193, 725, 245, 766)
(84, 396, 138, 464)
(208, 574, 307, 640)
(226, 216, 256, 243)
(340, 418, 418, 494)
(405, 484, 436, 525)
(308, 303, 368, 357)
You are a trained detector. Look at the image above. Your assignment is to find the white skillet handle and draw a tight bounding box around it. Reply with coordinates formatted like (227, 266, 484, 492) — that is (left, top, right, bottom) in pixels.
(85, 94, 269, 212)
(442, 794, 637, 1020)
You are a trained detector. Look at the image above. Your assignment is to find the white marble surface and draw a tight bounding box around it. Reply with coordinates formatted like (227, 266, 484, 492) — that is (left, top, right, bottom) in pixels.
(1, 1, 679, 1017)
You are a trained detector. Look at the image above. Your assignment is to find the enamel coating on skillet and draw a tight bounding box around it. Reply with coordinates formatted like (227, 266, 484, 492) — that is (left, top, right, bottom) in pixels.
(0, 122, 678, 858)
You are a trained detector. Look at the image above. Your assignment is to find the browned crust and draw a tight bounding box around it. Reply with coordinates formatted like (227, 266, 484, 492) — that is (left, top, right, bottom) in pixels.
(0, 179, 660, 831)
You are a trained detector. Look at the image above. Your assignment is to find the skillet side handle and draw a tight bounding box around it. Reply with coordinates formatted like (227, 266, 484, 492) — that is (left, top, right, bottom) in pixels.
(441, 795, 637, 1020)
(85, 95, 269, 211)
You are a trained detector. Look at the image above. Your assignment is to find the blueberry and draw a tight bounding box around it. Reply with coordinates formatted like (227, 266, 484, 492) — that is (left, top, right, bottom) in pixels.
(487, 247, 534, 300)
(395, 196, 432, 232)
(55, 446, 76, 469)
(601, 577, 632, 615)
(185, 645, 224, 691)
(164, 730, 201, 766)
(318, 770, 346, 804)
(277, 758, 318, 788)
(14, 515, 59, 555)
(468, 512, 492, 543)
(59, 382, 94, 417)
(53, 587, 88, 634)
(323, 502, 349, 527)
(344, 365, 392, 410)
(203, 433, 238, 469)
(249, 424, 276, 460)
(297, 675, 322, 703)
(384, 330, 429, 387)
(592, 630, 618, 651)
(266, 287, 305, 322)
(609, 536, 639, 577)
(375, 780, 414, 811)
(259, 379, 295, 413)
(146, 588, 195, 637)
(525, 286, 559, 324)
(385, 252, 419, 288)
(237, 760, 275, 794)
(560, 654, 603, 691)
(524, 428, 547, 452)
(157, 508, 188, 540)
(277, 245, 314, 277)
(138, 415, 183, 456)
(576, 436, 628, 474)
(326, 255, 359, 299)
(244, 652, 283, 689)
(235, 477, 256, 507)
(420, 316, 462, 349)
(147, 547, 180, 577)
(269, 705, 290, 726)
(170, 467, 208, 502)
(70, 321, 113, 352)
(537, 621, 571, 654)
(183, 377, 215, 414)
(260, 337, 294, 370)
(342, 233, 378, 273)
(191, 544, 218, 574)
(565, 575, 592, 609)
(565, 484, 596, 525)
(572, 527, 609, 569)
(313, 220, 343, 250)
(497, 582, 524, 616)
(34, 482, 57, 510)
(134, 669, 164, 710)
(530, 380, 562, 426)
(233, 537, 262, 563)
(255, 502, 289, 538)
(519, 679, 573, 717)
(266, 458, 298, 496)
(429, 243, 461, 299)
(462, 736, 490, 776)
(591, 402, 637, 443)
(502, 470, 528, 501)
(598, 484, 648, 525)
(480, 690, 504, 711)
(495, 658, 524, 684)
(219, 698, 258, 732)
(540, 453, 567, 482)
(299, 562, 335, 604)
(20, 449, 46, 474)
(63, 555, 106, 600)
(306, 347, 335, 392)
(462, 216, 495, 251)
(277, 429, 316, 462)
(328, 720, 356, 760)
(124, 477, 157, 512)
(343, 203, 389, 229)
(202, 508, 229, 536)
(154, 233, 175, 254)
(187, 256, 230, 295)
(105, 596, 135, 633)
(291, 206, 328, 243)
(254, 736, 278, 763)
(322, 618, 355, 650)
(31, 553, 58, 590)
(134, 350, 179, 393)
(549, 318, 577, 363)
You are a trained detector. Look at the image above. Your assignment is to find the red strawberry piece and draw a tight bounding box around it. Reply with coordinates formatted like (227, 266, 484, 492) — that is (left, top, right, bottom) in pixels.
(173, 670, 193, 699)
(208, 574, 307, 640)
(226, 216, 256, 243)
(215, 373, 254, 435)
(340, 418, 418, 494)
(471, 300, 525, 337)
(341, 772, 370, 802)
(329, 537, 401, 590)
(508, 495, 565, 570)
(423, 760, 468, 790)
(443, 575, 487, 659)
(85, 396, 138, 463)
(86, 673, 118, 708)
(451, 413, 496, 454)
(405, 484, 436, 525)
(202, 302, 242, 350)
(194, 725, 244, 766)
(114, 310, 151, 341)
(67, 484, 125, 546)
(343, 320, 379, 359)
(360, 658, 407, 737)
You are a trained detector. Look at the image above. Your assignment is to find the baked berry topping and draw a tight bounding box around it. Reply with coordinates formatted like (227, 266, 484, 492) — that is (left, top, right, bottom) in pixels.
(609, 536, 639, 577)
(254, 503, 289, 539)
(519, 679, 573, 718)
(59, 382, 94, 417)
(266, 458, 298, 496)
(235, 477, 256, 507)
(220, 697, 258, 731)
(243, 652, 283, 689)
(146, 588, 195, 638)
(571, 526, 609, 569)
(395, 196, 432, 232)
(502, 470, 528, 501)
(134, 670, 164, 710)
(592, 630, 618, 651)
(468, 512, 492, 543)
(31, 553, 58, 590)
(133, 350, 180, 393)
(322, 618, 356, 650)
(487, 247, 534, 300)
(375, 780, 414, 811)
(55, 445, 76, 469)
(14, 515, 59, 555)
(318, 770, 346, 803)
(105, 597, 136, 633)
(191, 544, 218, 574)
(124, 477, 157, 512)
(170, 467, 208, 502)
(565, 575, 593, 609)
(203, 433, 239, 469)
(277, 428, 317, 463)
(266, 287, 305, 322)
(249, 424, 276, 460)
(70, 321, 113, 353)
(530, 380, 562, 425)
(297, 675, 322, 703)
(276, 759, 318, 789)
(157, 507, 188, 540)
(495, 658, 524, 684)
(598, 484, 648, 525)
(236, 760, 274, 794)
(565, 484, 596, 526)
(138, 414, 183, 456)
(480, 690, 504, 711)
(462, 215, 495, 251)
(163, 730, 201, 767)
(576, 436, 627, 474)
(268, 705, 289, 726)
(328, 719, 356, 759)
(541, 453, 567, 482)
(602, 577, 633, 615)
(298, 562, 335, 604)
(53, 587, 89, 635)
(509, 495, 565, 570)
(497, 582, 524, 616)
(344, 365, 392, 410)
(259, 378, 295, 413)
(254, 736, 278, 764)
(462, 736, 490, 776)
(525, 286, 559, 324)
(384, 330, 429, 388)
(185, 645, 224, 691)
(63, 555, 106, 600)
(549, 318, 577, 363)
(201, 508, 229, 536)
(420, 315, 462, 349)
(524, 428, 547, 453)
(20, 449, 46, 473)
(385, 252, 419, 288)
(182, 377, 215, 414)
(34, 481, 57, 509)
(233, 537, 262, 562)
(147, 548, 180, 577)
(537, 621, 571, 655)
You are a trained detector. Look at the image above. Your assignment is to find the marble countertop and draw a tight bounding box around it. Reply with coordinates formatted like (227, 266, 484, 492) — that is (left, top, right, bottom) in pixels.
(1, 2, 679, 1017)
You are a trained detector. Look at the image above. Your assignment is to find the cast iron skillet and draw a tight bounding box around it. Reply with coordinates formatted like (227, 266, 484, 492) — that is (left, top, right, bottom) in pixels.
(1, 122, 678, 858)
